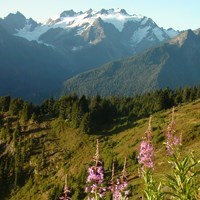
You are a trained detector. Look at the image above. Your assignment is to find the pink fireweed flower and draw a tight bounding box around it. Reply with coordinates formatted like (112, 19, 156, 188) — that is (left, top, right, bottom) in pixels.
(109, 159, 129, 200)
(87, 164, 104, 184)
(138, 141, 154, 169)
(85, 139, 106, 199)
(166, 107, 181, 155)
(138, 116, 154, 169)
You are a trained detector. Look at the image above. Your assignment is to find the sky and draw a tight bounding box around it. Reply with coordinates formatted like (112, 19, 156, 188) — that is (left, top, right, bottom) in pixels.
(0, 0, 199, 31)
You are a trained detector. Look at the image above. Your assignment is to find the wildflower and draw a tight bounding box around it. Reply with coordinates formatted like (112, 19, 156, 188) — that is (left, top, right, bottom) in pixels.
(138, 116, 154, 169)
(59, 175, 71, 200)
(137, 117, 164, 199)
(166, 107, 181, 155)
(109, 158, 129, 200)
(85, 139, 106, 200)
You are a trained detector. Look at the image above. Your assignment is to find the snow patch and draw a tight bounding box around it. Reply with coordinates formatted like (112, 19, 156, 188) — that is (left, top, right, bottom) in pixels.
(141, 17, 149, 25)
(72, 46, 83, 51)
(12, 9, 179, 45)
(95, 13, 143, 31)
(153, 27, 165, 41)
(15, 25, 51, 41)
(131, 26, 151, 44)
(45, 10, 143, 32)
(165, 28, 179, 38)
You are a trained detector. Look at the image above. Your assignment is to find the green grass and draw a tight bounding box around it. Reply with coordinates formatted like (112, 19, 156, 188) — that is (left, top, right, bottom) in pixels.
(2, 99, 200, 199)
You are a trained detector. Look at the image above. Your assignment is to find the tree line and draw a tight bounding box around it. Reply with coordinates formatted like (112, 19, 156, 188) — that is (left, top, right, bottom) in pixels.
(0, 86, 200, 135)
(0, 85, 200, 199)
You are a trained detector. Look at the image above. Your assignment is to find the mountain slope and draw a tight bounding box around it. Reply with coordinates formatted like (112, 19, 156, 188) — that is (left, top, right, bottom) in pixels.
(0, 9, 179, 74)
(0, 9, 180, 102)
(0, 25, 69, 103)
(13, 8, 178, 48)
(64, 29, 200, 96)
(0, 11, 40, 34)
(1, 96, 200, 199)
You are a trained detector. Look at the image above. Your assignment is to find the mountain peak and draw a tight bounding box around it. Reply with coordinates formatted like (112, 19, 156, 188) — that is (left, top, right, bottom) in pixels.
(5, 11, 26, 21)
(194, 28, 200, 36)
(2, 11, 27, 33)
(99, 8, 129, 15)
(119, 9, 128, 15)
(16, 11, 24, 16)
(99, 9, 109, 15)
(6, 8, 179, 53)
(185, 29, 197, 38)
(86, 8, 93, 14)
(60, 10, 76, 18)
(168, 29, 198, 47)
(112, 8, 128, 15)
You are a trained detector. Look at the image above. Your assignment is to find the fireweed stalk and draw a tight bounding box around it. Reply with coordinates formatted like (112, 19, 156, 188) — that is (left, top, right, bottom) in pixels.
(165, 108, 200, 199)
(165, 107, 181, 155)
(59, 175, 71, 200)
(138, 116, 163, 200)
(109, 158, 129, 200)
(85, 139, 106, 200)
(138, 116, 154, 170)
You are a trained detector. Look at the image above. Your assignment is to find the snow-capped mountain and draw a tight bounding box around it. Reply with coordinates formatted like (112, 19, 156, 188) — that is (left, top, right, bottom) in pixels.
(2, 8, 200, 103)
(0, 11, 40, 34)
(45, 8, 143, 32)
(3, 9, 178, 52)
(0, 9, 180, 75)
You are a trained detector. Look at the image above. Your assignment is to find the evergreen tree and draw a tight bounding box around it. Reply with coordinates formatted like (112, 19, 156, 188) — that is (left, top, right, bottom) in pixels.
(13, 122, 21, 148)
(14, 142, 22, 186)
(0, 163, 3, 189)
(197, 86, 200, 98)
(0, 162, 7, 198)
(0, 96, 11, 112)
(20, 102, 32, 122)
(80, 113, 92, 133)
(182, 87, 191, 102)
(0, 115, 3, 128)
(30, 112, 38, 123)
(59, 96, 71, 120)
(9, 98, 24, 116)
(0, 119, 11, 142)
(189, 87, 197, 102)
(79, 95, 89, 115)
(40, 97, 56, 117)
(71, 102, 80, 128)
(157, 89, 173, 110)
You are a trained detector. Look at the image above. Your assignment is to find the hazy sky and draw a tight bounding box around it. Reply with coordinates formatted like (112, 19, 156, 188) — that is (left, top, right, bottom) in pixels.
(0, 0, 199, 31)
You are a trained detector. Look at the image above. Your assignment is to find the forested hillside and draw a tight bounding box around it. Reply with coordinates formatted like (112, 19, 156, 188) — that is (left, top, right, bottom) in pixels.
(64, 30, 200, 97)
(0, 86, 200, 199)
(0, 25, 69, 103)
